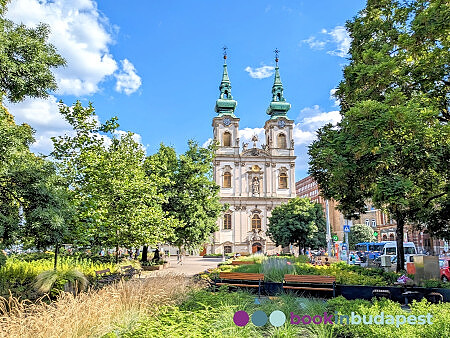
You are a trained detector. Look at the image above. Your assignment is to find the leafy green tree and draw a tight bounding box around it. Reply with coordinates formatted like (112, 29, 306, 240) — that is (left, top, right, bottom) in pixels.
(267, 198, 326, 252)
(348, 224, 376, 250)
(52, 101, 176, 262)
(309, 0, 449, 271)
(145, 141, 223, 252)
(0, 0, 65, 102)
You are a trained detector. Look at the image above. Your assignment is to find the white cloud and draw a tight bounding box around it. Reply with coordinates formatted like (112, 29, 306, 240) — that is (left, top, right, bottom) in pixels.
(326, 26, 351, 57)
(301, 36, 326, 50)
(244, 65, 275, 79)
(202, 138, 213, 148)
(5, 96, 73, 154)
(6, 0, 120, 96)
(329, 88, 340, 106)
(115, 59, 142, 95)
(302, 25, 351, 58)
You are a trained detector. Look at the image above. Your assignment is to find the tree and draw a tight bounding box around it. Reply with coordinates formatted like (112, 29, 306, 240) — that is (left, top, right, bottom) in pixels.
(348, 224, 376, 250)
(309, 0, 449, 271)
(145, 141, 223, 252)
(267, 198, 326, 252)
(0, 0, 65, 103)
(52, 102, 176, 262)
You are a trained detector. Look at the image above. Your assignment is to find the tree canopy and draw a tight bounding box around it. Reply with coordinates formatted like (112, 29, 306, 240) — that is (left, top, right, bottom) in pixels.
(309, 0, 449, 271)
(267, 197, 326, 251)
(348, 224, 376, 250)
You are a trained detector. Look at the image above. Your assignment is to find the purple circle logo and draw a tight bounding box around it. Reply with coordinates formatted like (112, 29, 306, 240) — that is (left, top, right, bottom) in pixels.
(233, 310, 249, 327)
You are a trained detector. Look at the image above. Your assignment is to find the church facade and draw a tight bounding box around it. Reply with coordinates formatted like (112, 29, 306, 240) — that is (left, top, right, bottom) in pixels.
(208, 53, 297, 255)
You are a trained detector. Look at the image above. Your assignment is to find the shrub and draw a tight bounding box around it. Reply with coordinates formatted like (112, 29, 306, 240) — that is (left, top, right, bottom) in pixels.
(261, 257, 295, 282)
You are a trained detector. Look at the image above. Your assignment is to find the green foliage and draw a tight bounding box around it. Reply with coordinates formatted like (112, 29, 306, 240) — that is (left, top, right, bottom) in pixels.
(34, 268, 88, 297)
(260, 257, 295, 282)
(267, 197, 326, 250)
(0, 1, 65, 102)
(328, 296, 450, 337)
(145, 141, 222, 251)
(0, 256, 118, 299)
(51, 102, 176, 254)
(309, 0, 450, 270)
(349, 224, 377, 249)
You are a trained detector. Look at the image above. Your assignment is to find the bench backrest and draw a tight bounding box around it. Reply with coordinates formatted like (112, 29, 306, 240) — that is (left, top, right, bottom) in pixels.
(121, 265, 133, 270)
(219, 272, 264, 281)
(284, 274, 335, 284)
(231, 261, 255, 265)
(95, 268, 111, 275)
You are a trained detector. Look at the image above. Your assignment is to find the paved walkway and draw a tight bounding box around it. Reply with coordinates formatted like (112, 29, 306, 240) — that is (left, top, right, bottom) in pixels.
(142, 256, 223, 277)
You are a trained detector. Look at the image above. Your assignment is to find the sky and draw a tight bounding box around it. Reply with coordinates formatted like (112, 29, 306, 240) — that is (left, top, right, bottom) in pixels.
(4, 0, 367, 180)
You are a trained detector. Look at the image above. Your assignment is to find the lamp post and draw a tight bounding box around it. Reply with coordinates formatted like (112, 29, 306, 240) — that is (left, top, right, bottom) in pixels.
(326, 200, 332, 257)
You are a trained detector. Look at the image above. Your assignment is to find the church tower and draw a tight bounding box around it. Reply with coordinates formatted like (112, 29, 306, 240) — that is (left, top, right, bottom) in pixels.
(209, 49, 296, 256)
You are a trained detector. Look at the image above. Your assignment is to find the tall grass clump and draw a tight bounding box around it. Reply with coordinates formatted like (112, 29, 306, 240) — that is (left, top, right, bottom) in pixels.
(261, 257, 295, 282)
(34, 269, 88, 296)
(0, 273, 192, 338)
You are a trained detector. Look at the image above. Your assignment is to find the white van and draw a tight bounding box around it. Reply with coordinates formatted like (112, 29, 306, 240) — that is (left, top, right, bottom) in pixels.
(382, 241, 418, 263)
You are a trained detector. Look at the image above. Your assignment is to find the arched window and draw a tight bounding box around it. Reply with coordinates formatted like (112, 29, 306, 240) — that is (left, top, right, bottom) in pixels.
(223, 214, 231, 230)
(389, 233, 395, 241)
(382, 234, 388, 241)
(279, 173, 288, 189)
(276, 93, 281, 101)
(223, 131, 231, 147)
(277, 133, 287, 149)
(223, 172, 231, 188)
(223, 91, 228, 99)
(252, 214, 261, 231)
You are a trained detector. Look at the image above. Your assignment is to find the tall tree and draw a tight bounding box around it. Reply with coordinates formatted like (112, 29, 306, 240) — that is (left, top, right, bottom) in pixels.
(309, 0, 449, 271)
(348, 224, 376, 250)
(267, 197, 326, 252)
(52, 102, 175, 261)
(145, 141, 223, 252)
(0, 0, 65, 102)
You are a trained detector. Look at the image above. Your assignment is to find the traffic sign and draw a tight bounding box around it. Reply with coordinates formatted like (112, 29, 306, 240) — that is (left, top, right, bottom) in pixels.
(373, 231, 379, 237)
(343, 225, 350, 233)
(332, 235, 338, 241)
(342, 244, 347, 250)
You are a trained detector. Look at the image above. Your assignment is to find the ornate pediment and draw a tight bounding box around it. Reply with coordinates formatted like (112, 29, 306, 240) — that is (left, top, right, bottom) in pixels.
(241, 148, 270, 157)
(247, 230, 266, 242)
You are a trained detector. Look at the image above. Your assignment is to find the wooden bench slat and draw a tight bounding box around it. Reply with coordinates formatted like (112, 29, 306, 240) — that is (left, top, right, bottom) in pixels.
(231, 261, 255, 265)
(216, 283, 259, 287)
(284, 275, 335, 283)
(219, 272, 264, 281)
(95, 268, 111, 275)
(283, 286, 334, 291)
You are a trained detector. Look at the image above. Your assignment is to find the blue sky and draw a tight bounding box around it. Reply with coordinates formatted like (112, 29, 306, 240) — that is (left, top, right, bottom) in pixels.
(5, 0, 366, 179)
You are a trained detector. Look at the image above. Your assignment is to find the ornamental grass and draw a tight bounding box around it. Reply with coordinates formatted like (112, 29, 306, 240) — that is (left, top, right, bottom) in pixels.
(0, 273, 192, 338)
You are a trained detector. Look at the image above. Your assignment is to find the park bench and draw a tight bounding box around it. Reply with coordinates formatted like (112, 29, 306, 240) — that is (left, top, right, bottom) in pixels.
(231, 261, 255, 265)
(94, 268, 121, 287)
(120, 265, 142, 279)
(216, 272, 264, 297)
(283, 275, 336, 297)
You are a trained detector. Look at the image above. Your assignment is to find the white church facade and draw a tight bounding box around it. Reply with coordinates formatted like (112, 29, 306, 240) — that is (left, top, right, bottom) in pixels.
(208, 52, 296, 255)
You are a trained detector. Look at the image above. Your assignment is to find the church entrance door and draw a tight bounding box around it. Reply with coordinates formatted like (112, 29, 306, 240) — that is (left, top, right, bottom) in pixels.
(252, 243, 262, 254)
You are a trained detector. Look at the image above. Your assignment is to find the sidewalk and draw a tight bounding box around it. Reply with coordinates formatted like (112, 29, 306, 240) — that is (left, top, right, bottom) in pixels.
(142, 256, 222, 277)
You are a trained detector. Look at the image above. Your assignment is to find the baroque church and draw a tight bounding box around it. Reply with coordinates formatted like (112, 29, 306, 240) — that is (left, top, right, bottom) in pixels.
(208, 52, 296, 255)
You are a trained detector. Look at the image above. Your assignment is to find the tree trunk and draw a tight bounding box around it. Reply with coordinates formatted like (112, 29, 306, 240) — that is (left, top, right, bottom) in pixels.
(142, 245, 148, 262)
(395, 214, 406, 272)
(115, 242, 119, 264)
(54, 243, 59, 271)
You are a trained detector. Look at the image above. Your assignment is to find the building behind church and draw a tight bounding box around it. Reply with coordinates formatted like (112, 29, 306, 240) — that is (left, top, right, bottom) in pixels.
(207, 52, 296, 255)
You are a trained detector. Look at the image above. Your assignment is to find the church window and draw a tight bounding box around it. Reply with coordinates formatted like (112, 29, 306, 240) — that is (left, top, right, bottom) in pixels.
(252, 214, 261, 231)
(279, 173, 288, 189)
(223, 214, 232, 230)
(223, 172, 231, 188)
(224, 245, 232, 254)
(223, 131, 231, 146)
(277, 133, 287, 149)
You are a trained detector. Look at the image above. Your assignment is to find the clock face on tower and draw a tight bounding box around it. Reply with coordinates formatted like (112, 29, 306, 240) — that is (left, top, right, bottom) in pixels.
(223, 117, 231, 126)
(278, 119, 286, 128)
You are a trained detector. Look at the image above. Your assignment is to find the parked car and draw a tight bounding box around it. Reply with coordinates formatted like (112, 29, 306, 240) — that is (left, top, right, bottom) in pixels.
(440, 258, 450, 282)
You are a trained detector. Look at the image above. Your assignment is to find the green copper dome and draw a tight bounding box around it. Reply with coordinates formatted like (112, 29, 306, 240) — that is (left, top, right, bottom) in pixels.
(266, 61, 290, 119)
(215, 56, 237, 117)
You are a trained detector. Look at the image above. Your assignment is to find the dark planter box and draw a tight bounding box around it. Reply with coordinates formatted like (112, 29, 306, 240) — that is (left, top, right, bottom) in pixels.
(337, 284, 450, 303)
(264, 282, 283, 295)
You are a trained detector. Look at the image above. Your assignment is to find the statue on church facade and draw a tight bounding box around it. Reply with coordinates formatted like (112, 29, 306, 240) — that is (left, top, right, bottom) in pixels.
(252, 177, 260, 195)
